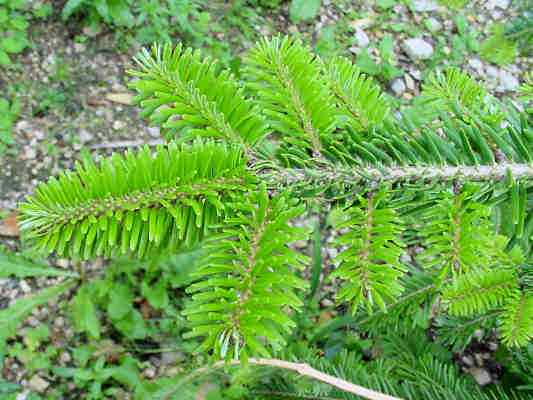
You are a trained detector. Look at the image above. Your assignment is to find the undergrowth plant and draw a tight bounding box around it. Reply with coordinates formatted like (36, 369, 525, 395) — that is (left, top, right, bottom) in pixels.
(2, 35, 533, 399)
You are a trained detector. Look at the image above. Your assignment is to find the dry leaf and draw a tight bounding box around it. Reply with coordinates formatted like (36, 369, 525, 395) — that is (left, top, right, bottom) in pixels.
(105, 92, 134, 105)
(0, 211, 20, 237)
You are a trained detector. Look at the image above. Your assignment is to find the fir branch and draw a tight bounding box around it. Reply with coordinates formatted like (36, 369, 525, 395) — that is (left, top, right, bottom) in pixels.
(244, 36, 336, 160)
(128, 43, 268, 147)
(500, 292, 533, 347)
(325, 56, 390, 131)
(331, 190, 406, 313)
(441, 268, 519, 316)
(18, 141, 251, 259)
(183, 186, 309, 358)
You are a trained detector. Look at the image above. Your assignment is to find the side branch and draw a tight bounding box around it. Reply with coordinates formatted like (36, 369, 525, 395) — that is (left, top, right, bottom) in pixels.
(268, 163, 533, 186)
(158, 358, 402, 400)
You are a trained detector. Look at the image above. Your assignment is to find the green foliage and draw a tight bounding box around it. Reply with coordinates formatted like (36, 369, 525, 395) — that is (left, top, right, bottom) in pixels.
(437, 0, 467, 9)
(421, 67, 486, 110)
(442, 268, 519, 316)
(244, 36, 336, 160)
(355, 35, 403, 82)
(500, 293, 533, 347)
(331, 190, 406, 314)
(184, 186, 309, 358)
(325, 56, 390, 131)
(0, 280, 75, 363)
(480, 24, 518, 66)
(19, 140, 251, 259)
(0, 0, 29, 65)
(129, 43, 268, 147)
(289, 0, 321, 23)
(417, 191, 496, 280)
(0, 249, 78, 278)
(0, 97, 20, 154)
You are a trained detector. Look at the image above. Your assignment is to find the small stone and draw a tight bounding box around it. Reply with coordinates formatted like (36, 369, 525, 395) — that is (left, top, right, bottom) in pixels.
(24, 147, 37, 160)
(412, 0, 439, 12)
(488, 342, 498, 351)
(425, 17, 442, 32)
(16, 390, 30, 400)
(468, 58, 483, 72)
(499, 71, 519, 92)
(60, 352, 71, 364)
(404, 74, 415, 91)
(78, 129, 94, 144)
(474, 353, 485, 366)
(113, 120, 126, 130)
(410, 69, 422, 80)
(402, 38, 434, 60)
(486, 66, 499, 80)
(321, 298, 334, 307)
(19, 280, 31, 294)
(147, 127, 160, 138)
(143, 368, 156, 379)
(73, 43, 86, 53)
(56, 259, 70, 269)
(161, 351, 185, 366)
(293, 240, 308, 249)
(355, 29, 370, 48)
(54, 317, 65, 328)
(27, 316, 40, 327)
(469, 367, 492, 386)
(28, 375, 50, 393)
(486, 0, 510, 9)
(461, 355, 474, 367)
(391, 78, 406, 96)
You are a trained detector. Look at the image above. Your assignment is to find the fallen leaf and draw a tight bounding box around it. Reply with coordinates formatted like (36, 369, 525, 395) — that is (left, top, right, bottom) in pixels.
(105, 92, 134, 105)
(0, 211, 20, 237)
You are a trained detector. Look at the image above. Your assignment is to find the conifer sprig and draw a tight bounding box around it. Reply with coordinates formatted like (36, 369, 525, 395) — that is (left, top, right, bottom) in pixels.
(19, 141, 251, 259)
(244, 36, 336, 161)
(183, 186, 309, 358)
(331, 190, 406, 313)
(129, 43, 269, 147)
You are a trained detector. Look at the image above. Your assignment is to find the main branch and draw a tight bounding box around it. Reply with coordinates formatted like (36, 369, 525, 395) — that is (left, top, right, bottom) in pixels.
(268, 163, 533, 186)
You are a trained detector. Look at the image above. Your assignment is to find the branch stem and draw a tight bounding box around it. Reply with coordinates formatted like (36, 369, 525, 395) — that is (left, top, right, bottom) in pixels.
(158, 358, 402, 400)
(267, 163, 533, 186)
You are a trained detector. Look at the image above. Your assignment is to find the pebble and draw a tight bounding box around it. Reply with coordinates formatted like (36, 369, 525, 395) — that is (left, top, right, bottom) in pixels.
(391, 78, 406, 95)
(486, 66, 499, 80)
(469, 367, 492, 386)
(402, 38, 434, 60)
(468, 58, 484, 72)
(404, 74, 415, 91)
(355, 29, 370, 48)
(160, 350, 185, 366)
(486, 0, 510, 9)
(147, 126, 161, 138)
(19, 280, 31, 294)
(410, 69, 422, 80)
(23, 147, 37, 160)
(498, 70, 519, 92)
(28, 375, 50, 393)
(412, 0, 439, 12)
(78, 129, 94, 143)
(54, 317, 65, 328)
(143, 368, 156, 379)
(461, 355, 474, 367)
(113, 120, 126, 130)
(60, 352, 72, 364)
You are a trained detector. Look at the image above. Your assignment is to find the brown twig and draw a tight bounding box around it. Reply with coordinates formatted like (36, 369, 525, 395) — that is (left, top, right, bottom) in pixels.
(157, 358, 403, 400)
